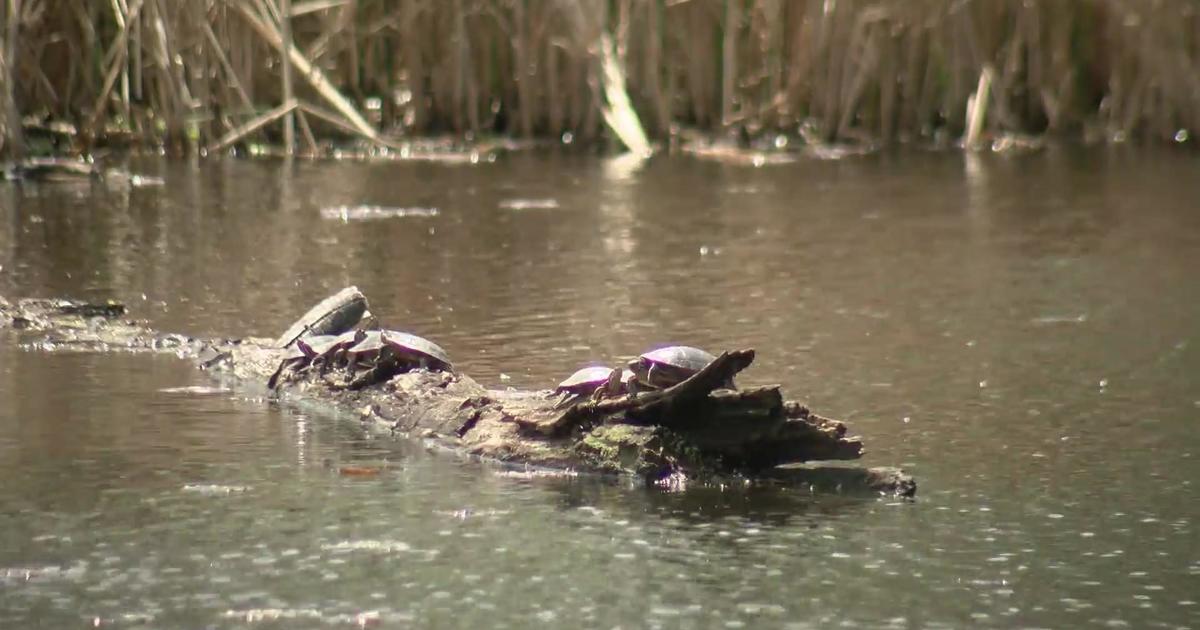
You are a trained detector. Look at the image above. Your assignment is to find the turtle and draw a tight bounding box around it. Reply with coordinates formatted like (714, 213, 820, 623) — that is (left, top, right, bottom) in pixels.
(275, 286, 368, 348)
(267, 344, 315, 390)
(553, 366, 618, 408)
(626, 345, 734, 393)
(345, 330, 452, 377)
(619, 368, 637, 392)
(298, 329, 367, 373)
(267, 330, 365, 389)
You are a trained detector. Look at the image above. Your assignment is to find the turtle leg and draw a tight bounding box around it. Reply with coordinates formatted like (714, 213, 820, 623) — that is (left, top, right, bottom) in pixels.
(266, 361, 286, 390)
(599, 369, 623, 400)
(553, 391, 579, 409)
(346, 368, 377, 390)
(647, 363, 664, 389)
(346, 356, 387, 390)
(267, 358, 294, 390)
(294, 360, 312, 378)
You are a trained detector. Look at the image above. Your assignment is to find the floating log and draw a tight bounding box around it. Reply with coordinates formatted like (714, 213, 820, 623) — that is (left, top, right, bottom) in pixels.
(1, 157, 101, 181)
(0, 290, 914, 497)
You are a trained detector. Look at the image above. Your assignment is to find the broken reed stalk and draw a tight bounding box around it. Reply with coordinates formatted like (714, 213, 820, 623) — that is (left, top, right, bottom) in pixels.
(964, 65, 995, 150)
(85, 0, 143, 140)
(207, 98, 297, 153)
(295, 107, 318, 155)
(599, 32, 652, 156)
(231, 0, 378, 142)
(2, 0, 23, 159)
(199, 17, 253, 112)
(720, 0, 737, 129)
(110, 0, 130, 123)
(1, 0, 1198, 159)
(298, 101, 373, 140)
(279, 0, 295, 155)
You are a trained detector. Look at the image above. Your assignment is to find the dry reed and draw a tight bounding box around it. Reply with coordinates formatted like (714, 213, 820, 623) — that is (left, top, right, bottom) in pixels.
(1, 0, 1198, 158)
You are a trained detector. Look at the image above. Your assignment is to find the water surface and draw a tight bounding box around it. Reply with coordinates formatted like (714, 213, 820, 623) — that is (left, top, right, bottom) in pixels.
(2, 148, 1198, 628)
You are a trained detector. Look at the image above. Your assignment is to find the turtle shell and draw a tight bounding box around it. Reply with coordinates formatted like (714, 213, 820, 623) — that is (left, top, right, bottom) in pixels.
(268, 344, 313, 389)
(628, 345, 727, 390)
(278, 344, 310, 362)
(299, 330, 363, 358)
(348, 330, 385, 354)
(639, 346, 716, 372)
(296, 334, 340, 357)
(380, 330, 452, 368)
(556, 366, 615, 392)
(275, 286, 368, 348)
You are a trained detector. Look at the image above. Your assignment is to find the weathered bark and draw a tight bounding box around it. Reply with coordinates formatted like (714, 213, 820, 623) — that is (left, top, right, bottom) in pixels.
(0, 291, 915, 497)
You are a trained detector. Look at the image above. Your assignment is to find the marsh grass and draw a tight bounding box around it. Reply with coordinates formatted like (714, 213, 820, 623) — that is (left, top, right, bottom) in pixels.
(1, 0, 1197, 157)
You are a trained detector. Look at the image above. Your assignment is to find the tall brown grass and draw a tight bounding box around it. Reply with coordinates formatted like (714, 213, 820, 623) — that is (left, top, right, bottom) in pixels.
(1, 0, 1197, 157)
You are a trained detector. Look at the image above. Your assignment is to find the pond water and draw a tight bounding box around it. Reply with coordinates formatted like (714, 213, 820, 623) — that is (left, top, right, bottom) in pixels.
(1, 148, 1198, 628)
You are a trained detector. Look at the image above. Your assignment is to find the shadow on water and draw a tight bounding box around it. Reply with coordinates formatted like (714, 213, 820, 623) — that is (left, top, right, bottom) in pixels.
(545, 474, 884, 528)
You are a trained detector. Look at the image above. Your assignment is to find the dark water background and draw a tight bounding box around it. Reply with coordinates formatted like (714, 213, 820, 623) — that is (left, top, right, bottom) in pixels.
(1, 148, 1198, 628)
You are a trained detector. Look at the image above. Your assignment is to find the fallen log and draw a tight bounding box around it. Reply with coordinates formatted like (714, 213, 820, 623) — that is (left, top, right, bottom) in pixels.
(0, 290, 915, 497)
(1, 157, 101, 181)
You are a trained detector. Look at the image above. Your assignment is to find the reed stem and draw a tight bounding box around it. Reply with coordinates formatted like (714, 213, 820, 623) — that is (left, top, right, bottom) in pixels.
(1, 0, 1197, 158)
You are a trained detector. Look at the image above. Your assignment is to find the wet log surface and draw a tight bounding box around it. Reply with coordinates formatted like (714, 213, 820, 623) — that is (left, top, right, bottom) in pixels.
(1, 157, 102, 181)
(0, 292, 915, 497)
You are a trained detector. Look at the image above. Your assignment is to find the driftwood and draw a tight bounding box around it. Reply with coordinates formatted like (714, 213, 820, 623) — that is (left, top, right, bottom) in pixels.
(1, 157, 101, 181)
(0, 157, 167, 187)
(0, 290, 915, 497)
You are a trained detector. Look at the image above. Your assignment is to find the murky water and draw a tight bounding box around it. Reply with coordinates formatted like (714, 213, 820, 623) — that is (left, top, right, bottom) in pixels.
(2, 148, 1199, 628)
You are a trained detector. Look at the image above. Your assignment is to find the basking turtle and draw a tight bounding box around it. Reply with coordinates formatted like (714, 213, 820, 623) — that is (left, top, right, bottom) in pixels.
(626, 345, 733, 393)
(275, 286, 368, 348)
(344, 330, 452, 384)
(553, 366, 617, 408)
(267, 344, 314, 390)
(299, 330, 366, 373)
(267, 330, 365, 389)
(620, 368, 636, 385)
